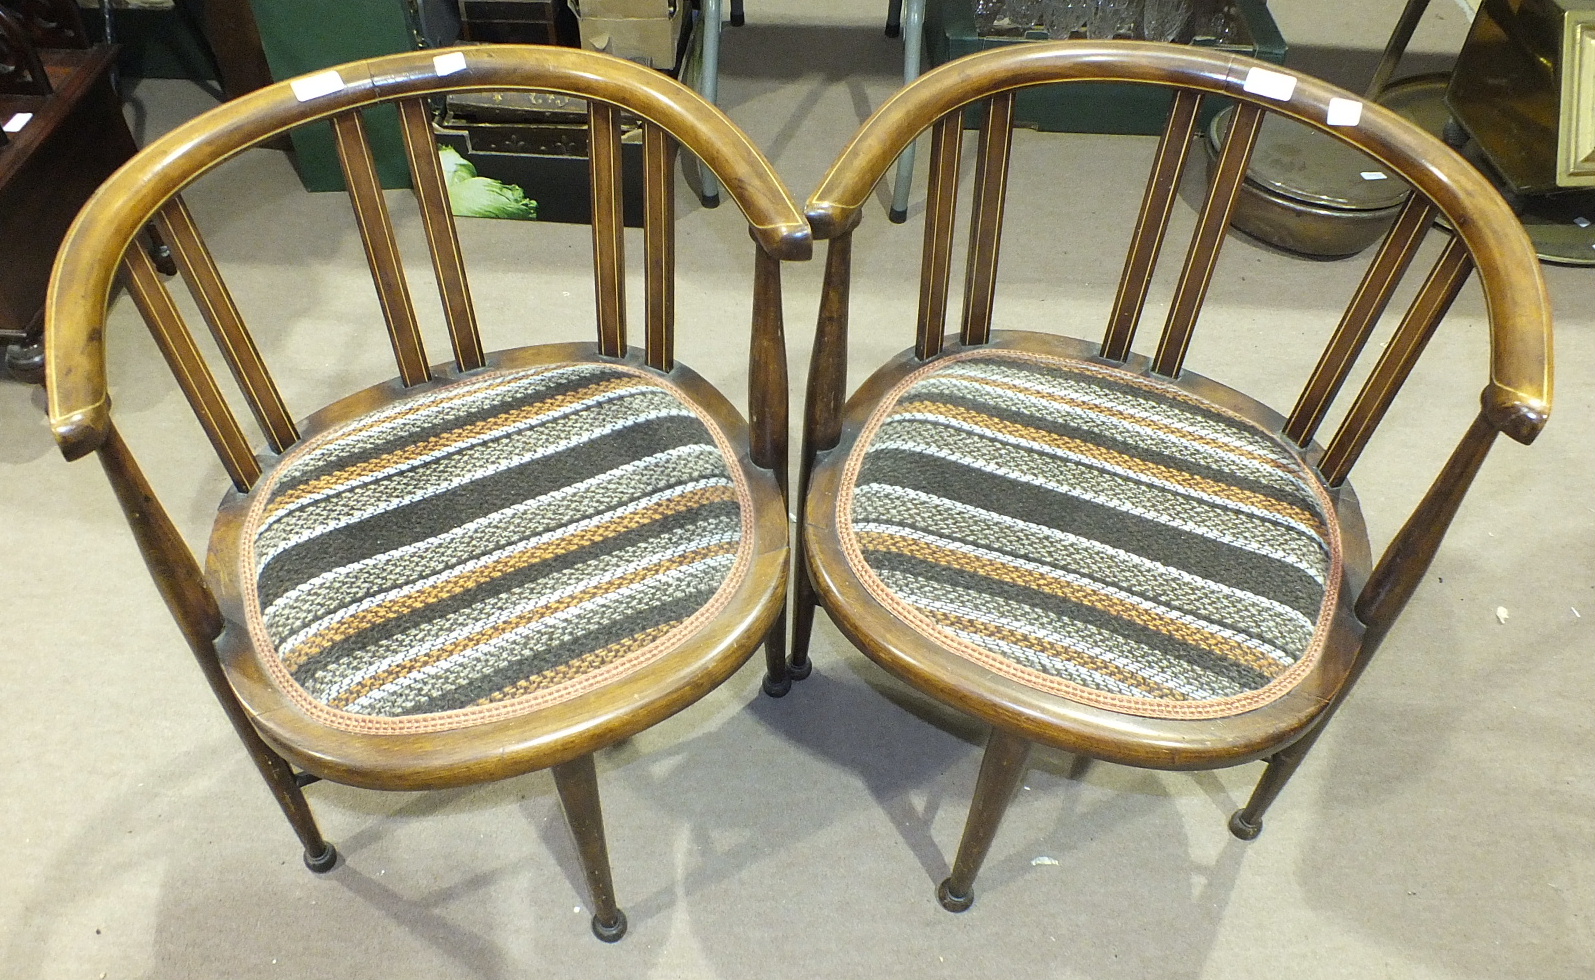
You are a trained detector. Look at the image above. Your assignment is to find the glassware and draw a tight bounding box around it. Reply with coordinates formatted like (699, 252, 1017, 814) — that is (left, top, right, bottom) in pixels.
(1085, 0, 1133, 39)
(974, 0, 1004, 35)
(1141, 0, 1188, 41)
(1002, 0, 1044, 32)
(1041, 0, 1089, 39)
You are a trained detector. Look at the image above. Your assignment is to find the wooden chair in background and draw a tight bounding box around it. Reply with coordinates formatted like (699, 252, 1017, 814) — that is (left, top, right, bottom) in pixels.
(789, 42, 1551, 910)
(0, 0, 132, 381)
(44, 45, 809, 941)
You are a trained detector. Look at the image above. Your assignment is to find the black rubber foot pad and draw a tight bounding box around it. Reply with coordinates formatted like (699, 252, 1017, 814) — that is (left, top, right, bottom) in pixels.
(936, 878, 974, 912)
(762, 673, 792, 698)
(787, 658, 813, 681)
(592, 910, 628, 942)
(4, 343, 44, 385)
(304, 843, 339, 873)
(889, 207, 909, 224)
(1228, 810, 1262, 841)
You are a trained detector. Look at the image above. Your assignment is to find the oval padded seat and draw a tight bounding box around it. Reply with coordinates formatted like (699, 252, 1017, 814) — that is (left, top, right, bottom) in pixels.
(835, 349, 1342, 721)
(239, 361, 755, 736)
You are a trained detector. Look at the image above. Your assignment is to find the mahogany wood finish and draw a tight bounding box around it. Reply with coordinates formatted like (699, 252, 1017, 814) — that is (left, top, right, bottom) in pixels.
(915, 112, 962, 361)
(958, 90, 1015, 349)
(156, 196, 300, 453)
(788, 232, 854, 677)
(799, 42, 1552, 908)
(1103, 88, 1201, 362)
(589, 98, 626, 358)
(1284, 196, 1437, 447)
(937, 727, 1031, 912)
(396, 95, 484, 374)
(1152, 99, 1261, 378)
(643, 122, 676, 372)
(44, 46, 810, 941)
(120, 241, 261, 492)
(331, 108, 432, 388)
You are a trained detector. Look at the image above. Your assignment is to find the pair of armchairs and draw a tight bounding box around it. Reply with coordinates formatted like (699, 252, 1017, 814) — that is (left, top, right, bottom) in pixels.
(44, 42, 1550, 940)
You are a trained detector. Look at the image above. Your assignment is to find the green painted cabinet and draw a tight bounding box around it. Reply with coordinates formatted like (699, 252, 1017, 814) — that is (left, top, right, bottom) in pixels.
(247, 0, 420, 190)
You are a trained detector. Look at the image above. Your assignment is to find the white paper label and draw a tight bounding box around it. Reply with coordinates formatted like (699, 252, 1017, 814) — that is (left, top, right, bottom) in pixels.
(3, 112, 33, 133)
(1361, 171, 1389, 180)
(291, 69, 345, 102)
(1242, 66, 1296, 102)
(434, 51, 467, 76)
(1326, 97, 1363, 127)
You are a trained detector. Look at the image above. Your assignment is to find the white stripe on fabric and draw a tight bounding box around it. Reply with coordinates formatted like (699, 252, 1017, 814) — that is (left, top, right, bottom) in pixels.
(863, 435, 1328, 584)
(335, 555, 736, 713)
(262, 444, 727, 625)
(269, 479, 734, 655)
(852, 483, 1316, 643)
(856, 520, 1298, 666)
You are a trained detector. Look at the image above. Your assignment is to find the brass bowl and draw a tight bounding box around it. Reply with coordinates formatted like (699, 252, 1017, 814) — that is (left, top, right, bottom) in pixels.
(1205, 105, 1412, 258)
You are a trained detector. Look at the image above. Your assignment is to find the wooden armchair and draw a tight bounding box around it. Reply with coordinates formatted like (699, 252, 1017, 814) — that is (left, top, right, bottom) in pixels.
(44, 45, 809, 941)
(791, 42, 1551, 910)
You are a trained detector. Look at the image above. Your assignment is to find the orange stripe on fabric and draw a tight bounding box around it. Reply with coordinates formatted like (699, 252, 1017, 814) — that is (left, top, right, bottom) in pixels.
(474, 621, 682, 706)
(327, 542, 736, 708)
(857, 530, 1288, 678)
(282, 484, 737, 670)
(895, 400, 1325, 532)
(928, 608, 1189, 700)
(937, 371, 1306, 483)
(264, 376, 643, 518)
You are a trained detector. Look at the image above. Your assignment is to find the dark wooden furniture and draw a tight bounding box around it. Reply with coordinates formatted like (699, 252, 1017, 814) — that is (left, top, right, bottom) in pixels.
(0, 1, 134, 380)
(787, 42, 1552, 910)
(43, 45, 809, 941)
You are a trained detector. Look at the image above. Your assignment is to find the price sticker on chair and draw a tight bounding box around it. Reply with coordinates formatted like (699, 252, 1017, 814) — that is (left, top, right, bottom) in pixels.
(291, 69, 346, 102)
(3, 112, 32, 133)
(1326, 98, 1363, 127)
(434, 51, 467, 76)
(1242, 66, 1296, 102)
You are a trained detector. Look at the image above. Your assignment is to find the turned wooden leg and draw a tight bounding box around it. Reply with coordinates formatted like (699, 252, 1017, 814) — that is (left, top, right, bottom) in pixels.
(1230, 722, 1329, 841)
(786, 536, 817, 682)
(552, 754, 627, 942)
(761, 605, 792, 697)
(96, 423, 334, 871)
(938, 727, 1032, 912)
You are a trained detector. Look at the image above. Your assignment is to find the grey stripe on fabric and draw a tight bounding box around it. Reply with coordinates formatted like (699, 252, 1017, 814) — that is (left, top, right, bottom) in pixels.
(840, 350, 1339, 719)
(242, 362, 749, 727)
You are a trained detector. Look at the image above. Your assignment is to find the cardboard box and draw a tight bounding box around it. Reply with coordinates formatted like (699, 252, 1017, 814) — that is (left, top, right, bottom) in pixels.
(572, 0, 683, 69)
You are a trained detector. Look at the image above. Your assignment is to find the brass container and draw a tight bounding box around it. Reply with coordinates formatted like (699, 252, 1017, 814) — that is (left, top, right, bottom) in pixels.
(1446, 0, 1595, 193)
(1206, 106, 1412, 258)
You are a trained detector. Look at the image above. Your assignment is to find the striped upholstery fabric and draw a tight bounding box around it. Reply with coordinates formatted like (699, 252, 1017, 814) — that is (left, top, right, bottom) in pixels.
(240, 362, 752, 735)
(837, 350, 1341, 720)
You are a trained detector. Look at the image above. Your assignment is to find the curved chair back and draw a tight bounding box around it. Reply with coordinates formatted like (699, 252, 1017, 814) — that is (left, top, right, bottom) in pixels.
(47, 44, 810, 476)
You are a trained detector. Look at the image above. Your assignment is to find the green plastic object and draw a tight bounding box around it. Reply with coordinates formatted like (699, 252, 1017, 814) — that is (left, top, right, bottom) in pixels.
(439, 145, 539, 219)
(924, 0, 1287, 135)
(247, 0, 420, 191)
